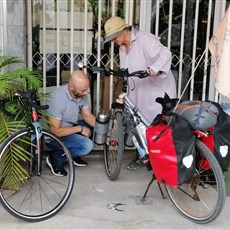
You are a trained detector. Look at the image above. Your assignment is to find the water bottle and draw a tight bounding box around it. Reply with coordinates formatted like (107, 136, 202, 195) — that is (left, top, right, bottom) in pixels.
(124, 123, 134, 147)
(125, 130, 134, 147)
(132, 122, 149, 164)
(132, 136, 146, 158)
(93, 111, 109, 145)
(136, 123, 147, 149)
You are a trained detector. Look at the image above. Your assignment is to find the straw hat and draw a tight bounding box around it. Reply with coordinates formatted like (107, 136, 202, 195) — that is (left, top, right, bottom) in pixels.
(104, 16, 127, 43)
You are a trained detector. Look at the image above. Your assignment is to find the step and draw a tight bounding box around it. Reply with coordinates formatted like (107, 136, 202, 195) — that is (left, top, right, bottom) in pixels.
(86, 143, 136, 160)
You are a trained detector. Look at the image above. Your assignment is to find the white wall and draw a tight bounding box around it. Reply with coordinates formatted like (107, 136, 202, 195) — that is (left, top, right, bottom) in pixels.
(0, 0, 3, 55)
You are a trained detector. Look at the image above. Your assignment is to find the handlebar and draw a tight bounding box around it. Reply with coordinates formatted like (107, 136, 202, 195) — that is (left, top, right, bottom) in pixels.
(14, 90, 49, 110)
(0, 90, 48, 116)
(82, 64, 149, 79)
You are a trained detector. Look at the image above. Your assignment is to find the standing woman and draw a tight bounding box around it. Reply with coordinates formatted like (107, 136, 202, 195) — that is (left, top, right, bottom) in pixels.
(104, 16, 177, 170)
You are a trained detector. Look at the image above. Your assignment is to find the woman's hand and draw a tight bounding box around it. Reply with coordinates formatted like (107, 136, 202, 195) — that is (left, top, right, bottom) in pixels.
(146, 68, 162, 76)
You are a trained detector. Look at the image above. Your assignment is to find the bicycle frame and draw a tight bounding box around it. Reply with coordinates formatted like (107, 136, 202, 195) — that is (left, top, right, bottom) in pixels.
(30, 112, 43, 176)
(16, 91, 48, 176)
(111, 74, 151, 155)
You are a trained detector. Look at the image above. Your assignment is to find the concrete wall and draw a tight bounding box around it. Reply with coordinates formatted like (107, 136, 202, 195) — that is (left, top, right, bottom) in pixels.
(1, 0, 26, 68)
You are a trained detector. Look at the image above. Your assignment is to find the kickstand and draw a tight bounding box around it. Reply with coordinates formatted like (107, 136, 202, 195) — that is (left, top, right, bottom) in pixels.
(140, 174, 167, 202)
(140, 174, 155, 202)
(157, 182, 167, 199)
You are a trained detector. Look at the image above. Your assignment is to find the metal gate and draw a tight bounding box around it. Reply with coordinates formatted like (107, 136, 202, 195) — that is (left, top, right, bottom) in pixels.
(27, 0, 229, 114)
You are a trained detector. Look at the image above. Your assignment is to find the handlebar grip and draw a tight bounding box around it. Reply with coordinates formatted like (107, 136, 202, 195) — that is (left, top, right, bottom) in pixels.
(87, 66, 112, 76)
(90, 66, 106, 72)
(137, 71, 149, 78)
(85, 66, 113, 76)
(82, 64, 105, 73)
(0, 98, 16, 117)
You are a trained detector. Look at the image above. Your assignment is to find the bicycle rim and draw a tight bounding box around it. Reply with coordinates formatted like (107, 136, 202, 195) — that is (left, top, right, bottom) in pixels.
(104, 111, 124, 180)
(0, 128, 75, 221)
(165, 139, 226, 224)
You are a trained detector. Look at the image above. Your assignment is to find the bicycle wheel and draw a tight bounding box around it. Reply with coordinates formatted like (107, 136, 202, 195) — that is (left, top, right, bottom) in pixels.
(104, 111, 124, 180)
(165, 139, 226, 224)
(0, 127, 75, 222)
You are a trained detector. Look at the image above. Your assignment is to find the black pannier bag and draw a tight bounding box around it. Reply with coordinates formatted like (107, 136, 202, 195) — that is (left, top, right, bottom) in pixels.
(201, 102, 230, 172)
(146, 115, 196, 187)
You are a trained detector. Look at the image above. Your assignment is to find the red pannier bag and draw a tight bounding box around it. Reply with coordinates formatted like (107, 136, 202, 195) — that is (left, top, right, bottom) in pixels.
(146, 116, 196, 187)
(201, 102, 230, 172)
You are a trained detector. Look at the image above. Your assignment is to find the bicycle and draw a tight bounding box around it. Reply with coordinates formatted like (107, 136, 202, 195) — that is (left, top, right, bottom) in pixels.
(84, 65, 226, 224)
(0, 90, 75, 221)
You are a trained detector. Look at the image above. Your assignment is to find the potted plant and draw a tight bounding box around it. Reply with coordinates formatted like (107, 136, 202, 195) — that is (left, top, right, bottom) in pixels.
(0, 56, 42, 141)
(0, 56, 42, 189)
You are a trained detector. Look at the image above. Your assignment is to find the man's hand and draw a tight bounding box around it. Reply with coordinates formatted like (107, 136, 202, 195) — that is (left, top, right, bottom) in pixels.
(81, 126, 91, 137)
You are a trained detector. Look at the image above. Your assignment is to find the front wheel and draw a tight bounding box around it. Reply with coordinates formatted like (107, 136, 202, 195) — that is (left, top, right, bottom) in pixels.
(104, 111, 124, 180)
(0, 128, 75, 221)
(165, 139, 226, 224)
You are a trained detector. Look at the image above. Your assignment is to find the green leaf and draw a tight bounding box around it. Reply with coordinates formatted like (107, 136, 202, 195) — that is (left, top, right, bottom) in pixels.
(0, 55, 43, 191)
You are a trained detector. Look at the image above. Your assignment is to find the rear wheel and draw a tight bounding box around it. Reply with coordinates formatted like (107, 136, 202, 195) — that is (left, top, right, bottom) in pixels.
(104, 111, 124, 180)
(0, 128, 75, 221)
(165, 139, 225, 224)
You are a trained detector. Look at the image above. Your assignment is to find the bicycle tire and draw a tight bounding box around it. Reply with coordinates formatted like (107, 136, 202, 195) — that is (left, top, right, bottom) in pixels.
(104, 111, 124, 180)
(165, 139, 226, 224)
(0, 127, 75, 222)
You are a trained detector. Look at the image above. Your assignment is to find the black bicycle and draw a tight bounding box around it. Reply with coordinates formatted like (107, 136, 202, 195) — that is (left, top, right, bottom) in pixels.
(0, 90, 75, 221)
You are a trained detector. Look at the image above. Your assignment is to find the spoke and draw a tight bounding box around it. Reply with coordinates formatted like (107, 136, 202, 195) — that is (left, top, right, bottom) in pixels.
(177, 187, 200, 201)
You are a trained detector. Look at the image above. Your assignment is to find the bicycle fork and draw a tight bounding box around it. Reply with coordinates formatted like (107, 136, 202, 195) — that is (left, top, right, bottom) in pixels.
(106, 106, 124, 147)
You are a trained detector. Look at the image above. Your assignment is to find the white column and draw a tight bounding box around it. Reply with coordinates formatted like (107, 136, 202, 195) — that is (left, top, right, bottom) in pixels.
(2, 0, 7, 55)
(26, 0, 32, 68)
(202, 0, 213, 101)
(96, 0, 102, 113)
(70, 0, 74, 73)
(189, 0, 200, 100)
(139, 0, 152, 32)
(109, 0, 116, 109)
(178, 0, 186, 97)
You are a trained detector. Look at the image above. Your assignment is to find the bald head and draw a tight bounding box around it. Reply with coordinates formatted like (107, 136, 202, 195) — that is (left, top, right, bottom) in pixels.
(69, 70, 89, 86)
(68, 70, 90, 98)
